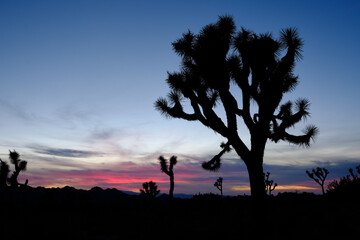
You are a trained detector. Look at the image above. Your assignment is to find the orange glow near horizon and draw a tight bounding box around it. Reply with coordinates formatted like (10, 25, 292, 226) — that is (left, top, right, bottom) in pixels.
(231, 185, 250, 191)
(275, 185, 317, 190)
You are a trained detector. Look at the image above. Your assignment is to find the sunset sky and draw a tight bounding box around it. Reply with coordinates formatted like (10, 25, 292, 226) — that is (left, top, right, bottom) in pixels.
(0, 0, 359, 195)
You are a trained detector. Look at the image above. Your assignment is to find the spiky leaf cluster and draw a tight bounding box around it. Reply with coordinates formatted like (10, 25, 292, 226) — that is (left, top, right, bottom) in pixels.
(158, 155, 177, 176)
(9, 150, 27, 172)
(8, 150, 27, 187)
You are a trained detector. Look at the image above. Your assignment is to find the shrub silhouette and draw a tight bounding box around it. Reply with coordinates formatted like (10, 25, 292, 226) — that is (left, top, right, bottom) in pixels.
(214, 177, 223, 197)
(306, 167, 329, 195)
(140, 181, 160, 199)
(264, 172, 277, 196)
(155, 16, 318, 199)
(327, 165, 360, 198)
(8, 150, 28, 188)
(158, 155, 177, 199)
(0, 159, 10, 188)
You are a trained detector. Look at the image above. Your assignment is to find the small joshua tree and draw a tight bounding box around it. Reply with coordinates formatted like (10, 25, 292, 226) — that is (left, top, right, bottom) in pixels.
(8, 150, 28, 188)
(159, 155, 177, 199)
(306, 167, 329, 195)
(140, 181, 160, 199)
(264, 172, 277, 196)
(214, 177, 223, 197)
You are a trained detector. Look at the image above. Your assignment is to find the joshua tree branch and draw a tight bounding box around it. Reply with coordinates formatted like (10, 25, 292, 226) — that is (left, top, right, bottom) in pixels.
(202, 142, 232, 171)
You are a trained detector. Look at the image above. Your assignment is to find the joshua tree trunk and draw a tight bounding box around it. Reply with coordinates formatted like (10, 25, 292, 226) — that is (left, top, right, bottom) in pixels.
(230, 131, 267, 198)
(247, 160, 265, 198)
(320, 185, 325, 195)
(246, 153, 267, 240)
(9, 170, 20, 188)
(169, 173, 175, 198)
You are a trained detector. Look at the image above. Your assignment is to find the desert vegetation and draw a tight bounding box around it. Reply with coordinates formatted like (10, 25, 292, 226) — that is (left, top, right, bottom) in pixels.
(155, 16, 318, 200)
(214, 177, 223, 197)
(0, 149, 359, 239)
(264, 171, 277, 196)
(306, 167, 329, 195)
(158, 155, 177, 199)
(0, 15, 358, 240)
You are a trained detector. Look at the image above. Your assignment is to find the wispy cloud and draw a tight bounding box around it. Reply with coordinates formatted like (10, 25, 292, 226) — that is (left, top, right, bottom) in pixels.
(0, 98, 33, 121)
(89, 128, 118, 141)
(16, 141, 360, 195)
(30, 145, 102, 158)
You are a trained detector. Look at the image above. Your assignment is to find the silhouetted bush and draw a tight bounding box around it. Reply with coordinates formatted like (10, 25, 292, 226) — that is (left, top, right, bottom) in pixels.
(327, 165, 360, 200)
(264, 172, 277, 196)
(0, 159, 10, 188)
(140, 181, 160, 200)
(193, 192, 221, 199)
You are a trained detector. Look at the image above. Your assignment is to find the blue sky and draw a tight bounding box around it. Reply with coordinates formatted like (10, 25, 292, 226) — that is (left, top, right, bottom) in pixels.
(0, 0, 359, 195)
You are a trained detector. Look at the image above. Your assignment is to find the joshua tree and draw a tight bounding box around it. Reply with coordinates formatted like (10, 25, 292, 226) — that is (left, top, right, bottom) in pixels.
(214, 177, 223, 197)
(0, 159, 10, 188)
(155, 16, 318, 199)
(159, 155, 177, 199)
(140, 181, 160, 199)
(8, 150, 28, 188)
(306, 167, 329, 195)
(264, 172, 277, 196)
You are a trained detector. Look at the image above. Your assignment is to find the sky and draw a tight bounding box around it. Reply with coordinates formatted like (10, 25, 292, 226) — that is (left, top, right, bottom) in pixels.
(0, 0, 359, 195)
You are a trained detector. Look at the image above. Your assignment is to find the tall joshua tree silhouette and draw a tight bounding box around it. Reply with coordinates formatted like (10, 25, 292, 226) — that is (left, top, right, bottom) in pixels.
(306, 167, 329, 195)
(155, 16, 318, 199)
(8, 150, 28, 188)
(158, 155, 177, 199)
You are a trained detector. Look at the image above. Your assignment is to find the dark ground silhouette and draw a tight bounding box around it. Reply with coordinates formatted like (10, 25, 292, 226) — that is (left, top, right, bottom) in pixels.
(0, 186, 359, 240)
